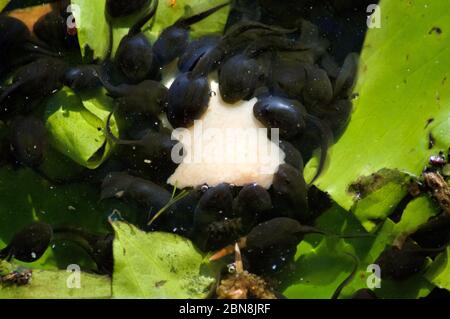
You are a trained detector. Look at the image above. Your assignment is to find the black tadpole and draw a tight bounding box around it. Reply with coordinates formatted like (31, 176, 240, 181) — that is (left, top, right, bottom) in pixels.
(114, 0, 159, 83)
(305, 113, 333, 184)
(128, 0, 159, 36)
(210, 217, 373, 261)
(153, 2, 230, 67)
(0, 222, 53, 263)
(53, 227, 114, 275)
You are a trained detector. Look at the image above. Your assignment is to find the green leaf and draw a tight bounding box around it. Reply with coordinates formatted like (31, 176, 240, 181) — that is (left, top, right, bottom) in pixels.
(350, 169, 411, 231)
(0, 267, 111, 299)
(111, 221, 216, 299)
(44, 87, 118, 169)
(110, 0, 230, 56)
(425, 247, 450, 291)
(148, 0, 230, 40)
(391, 196, 438, 246)
(0, 166, 139, 271)
(0, 0, 11, 12)
(282, 206, 434, 299)
(305, 0, 450, 212)
(71, 0, 111, 61)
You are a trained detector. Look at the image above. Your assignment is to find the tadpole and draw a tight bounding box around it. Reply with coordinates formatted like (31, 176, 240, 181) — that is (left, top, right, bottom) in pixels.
(0, 222, 53, 263)
(114, 0, 159, 83)
(153, 2, 230, 67)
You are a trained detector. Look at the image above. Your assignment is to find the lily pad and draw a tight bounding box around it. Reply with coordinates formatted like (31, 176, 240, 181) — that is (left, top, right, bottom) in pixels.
(283, 205, 434, 299)
(391, 196, 438, 246)
(0, 166, 139, 270)
(425, 247, 450, 291)
(0, 266, 111, 299)
(110, 0, 230, 56)
(0, 0, 10, 12)
(111, 221, 216, 299)
(305, 0, 450, 214)
(71, 0, 110, 61)
(44, 87, 118, 169)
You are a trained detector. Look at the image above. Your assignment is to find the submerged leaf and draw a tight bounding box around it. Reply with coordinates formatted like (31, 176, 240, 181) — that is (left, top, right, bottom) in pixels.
(0, 166, 139, 270)
(283, 206, 434, 299)
(425, 247, 450, 291)
(44, 87, 118, 169)
(0, 0, 10, 12)
(110, 0, 230, 56)
(305, 0, 450, 213)
(0, 267, 111, 299)
(71, 0, 111, 61)
(111, 221, 216, 299)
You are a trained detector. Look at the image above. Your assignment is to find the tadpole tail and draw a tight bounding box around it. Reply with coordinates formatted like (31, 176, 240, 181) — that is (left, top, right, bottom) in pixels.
(406, 241, 450, 255)
(334, 53, 359, 98)
(336, 233, 374, 239)
(305, 114, 333, 185)
(23, 41, 63, 58)
(53, 227, 94, 255)
(331, 252, 359, 299)
(297, 225, 328, 236)
(176, 2, 231, 28)
(94, 65, 128, 97)
(129, 0, 159, 35)
(105, 107, 137, 146)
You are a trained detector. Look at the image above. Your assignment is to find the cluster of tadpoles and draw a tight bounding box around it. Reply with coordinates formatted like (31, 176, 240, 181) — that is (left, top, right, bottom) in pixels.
(4, 0, 440, 299)
(0, 0, 356, 278)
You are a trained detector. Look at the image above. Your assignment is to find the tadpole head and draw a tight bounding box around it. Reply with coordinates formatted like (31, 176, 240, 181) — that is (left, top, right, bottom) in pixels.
(153, 26, 190, 67)
(13, 57, 67, 95)
(90, 234, 115, 275)
(302, 65, 333, 107)
(2, 222, 53, 263)
(166, 72, 210, 128)
(194, 183, 234, 231)
(219, 54, 267, 104)
(0, 15, 30, 57)
(320, 99, 353, 138)
(136, 130, 178, 161)
(10, 116, 48, 167)
(272, 164, 310, 221)
(178, 36, 220, 72)
(64, 65, 101, 91)
(117, 80, 168, 116)
(246, 217, 304, 251)
(1, 58, 66, 116)
(100, 172, 135, 200)
(233, 184, 272, 226)
(115, 33, 155, 83)
(33, 11, 76, 51)
(253, 96, 306, 139)
(270, 59, 307, 99)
